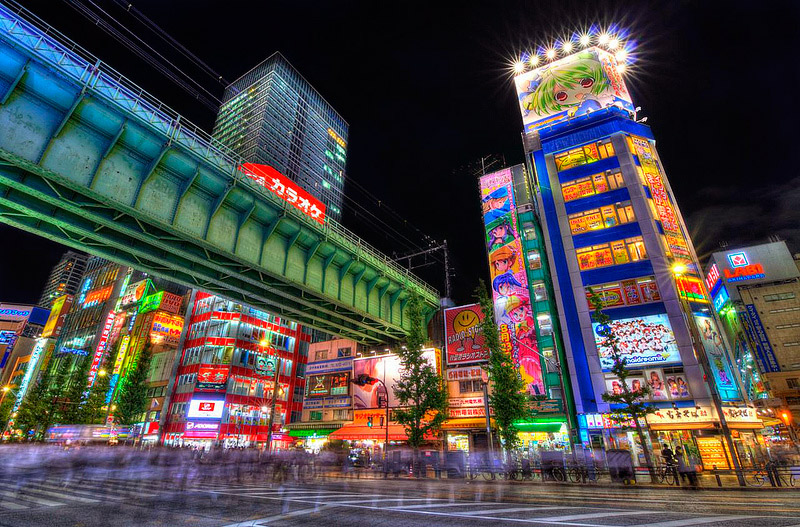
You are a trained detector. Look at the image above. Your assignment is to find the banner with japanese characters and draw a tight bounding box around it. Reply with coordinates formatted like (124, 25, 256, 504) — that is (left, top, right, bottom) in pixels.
(239, 163, 326, 224)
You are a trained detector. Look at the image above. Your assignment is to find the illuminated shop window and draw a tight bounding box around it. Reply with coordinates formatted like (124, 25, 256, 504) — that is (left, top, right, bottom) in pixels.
(537, 313, 553, 336)
(576, 236, 648, 271)
(568, 201, 636, 235)
(585, 276, 661, 309)
(554, 140, 615, 172)
(526, 250, 542, 270)
(532, 281, 548, 302)
(522, 222, 537, 241)
(561, 170, 625, 202)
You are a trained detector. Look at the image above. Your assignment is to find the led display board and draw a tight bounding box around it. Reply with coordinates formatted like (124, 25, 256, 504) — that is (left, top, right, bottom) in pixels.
(480, 168, 544, 395)
(443, 304, 489, 365)
(593, 314, 681, 371)
(352, 350, 437, 409)
(187, 397, 225, 419)
(307, 372, 350, 397)
(239, 163, 326, 225)
(514, 47, 634, 133)
(41, 294, 72, 338)
(196, 364, 230, 392)
(119, 279, 153, 307)
(693, 313, 740, 401)
(184, 421, 220, 439)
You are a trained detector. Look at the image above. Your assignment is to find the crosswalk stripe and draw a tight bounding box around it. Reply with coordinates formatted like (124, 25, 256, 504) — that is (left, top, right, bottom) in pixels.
(0, 489, 62, 507)
(535, 510, 652, 522)
(457, 506, 576, 516)
(0, 500, 28, 510)
(629, 516, 755, 527)
(324, 498, 440, 505)
(0, 483, 97, 504)
(389, 502, 509, 510)
(221, 505, 329, 527)
(32, 482, 128, 500)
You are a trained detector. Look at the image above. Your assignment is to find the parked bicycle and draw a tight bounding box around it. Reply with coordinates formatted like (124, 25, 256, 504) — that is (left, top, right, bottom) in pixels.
(656, 463, 678, 486)
(750, 462, 798, 487)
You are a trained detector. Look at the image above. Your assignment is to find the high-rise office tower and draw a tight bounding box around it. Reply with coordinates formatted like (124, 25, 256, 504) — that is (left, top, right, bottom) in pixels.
(38, 250, 88, 308)
(213, 52, 348, 221)
(513, 42, 764, 469)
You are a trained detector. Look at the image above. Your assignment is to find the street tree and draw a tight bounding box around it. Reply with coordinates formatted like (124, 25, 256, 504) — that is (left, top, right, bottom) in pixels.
(589, 290, 657, 478)
(14, 367, 55, 440)
(393, 292, 448, 469)
(60, 354, 91, 423)
(475, 281, 528, 453)
(82, 352, 114, 424)
(48, 356, 73, 423)
(114, 344, 153, 426)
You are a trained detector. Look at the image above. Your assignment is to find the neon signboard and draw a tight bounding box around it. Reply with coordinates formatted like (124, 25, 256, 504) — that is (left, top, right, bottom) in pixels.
(705, 264, 721, 293)
(728, 252, 749, 268)
(150, 312, 184, 344)
(88, 312, 116, 388)
(443, 304, 489, 365)
(239, 163, 326, 225)
(675, 276, 708, 303)
(712, 286, 730, 313)
(185, 421, 220, 439)
(82, 285, 113, 309)
(723, 262, 765, 282)
(13, 338, 46, 412)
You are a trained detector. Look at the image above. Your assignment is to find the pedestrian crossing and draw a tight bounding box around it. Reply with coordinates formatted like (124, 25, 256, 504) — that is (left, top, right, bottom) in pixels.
(0, 477, 164, 511)
(210, 484, 800, 527)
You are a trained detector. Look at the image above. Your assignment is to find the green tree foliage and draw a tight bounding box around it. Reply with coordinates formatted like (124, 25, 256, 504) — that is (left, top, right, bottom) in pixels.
(393, 293, 448, 451)
(48, 356, 73, 423)
(114, 344, 153, 426)
(14, 366, 55, 440)
(475, 280, 528, 451)
(60, 355, 91, 424)
(590, 290, 656, 476)
(0, 393, 16, 430)
(82, 352, 114, 425)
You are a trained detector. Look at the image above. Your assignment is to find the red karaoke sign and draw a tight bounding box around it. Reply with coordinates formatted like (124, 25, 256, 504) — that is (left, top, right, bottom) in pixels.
(239, 163, 326, 225)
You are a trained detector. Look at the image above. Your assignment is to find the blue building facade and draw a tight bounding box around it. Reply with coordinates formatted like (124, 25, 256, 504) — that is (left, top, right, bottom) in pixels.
(524, 107, 761, 467)
(213, 53, 348, 220)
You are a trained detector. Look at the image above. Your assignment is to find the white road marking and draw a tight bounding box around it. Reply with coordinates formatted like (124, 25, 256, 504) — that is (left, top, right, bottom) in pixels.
(324, 498, 443, 505)
(221, 505, 328, 527)
(389, 501, 510, 510)
(0, 484, 97, 504)
(0, 500, 28, 510)
(535, 510, 653, 522)
(0, 489, 62, 507)
(630, 516, 756, 527)
(456, 506, 577, 516)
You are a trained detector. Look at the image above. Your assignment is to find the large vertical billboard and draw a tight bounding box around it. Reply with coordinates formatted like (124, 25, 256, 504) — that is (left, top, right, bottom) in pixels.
(352, 350, 437, 409)
(514, 47, 634, 133)
(41, 294, 73, 339)
(444, 304, 489, 365)
(693, 314, 740, 401)
(480, 169, 544, 396)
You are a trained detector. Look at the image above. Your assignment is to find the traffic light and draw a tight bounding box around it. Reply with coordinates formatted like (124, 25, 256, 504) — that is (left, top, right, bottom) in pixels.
(366, 416, 373, 428)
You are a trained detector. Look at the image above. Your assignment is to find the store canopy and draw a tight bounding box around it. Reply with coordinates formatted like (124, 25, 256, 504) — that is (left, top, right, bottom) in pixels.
(329, 424, 437, 441)
(287, 429, 336, 438)
(514, 421, 565, 433)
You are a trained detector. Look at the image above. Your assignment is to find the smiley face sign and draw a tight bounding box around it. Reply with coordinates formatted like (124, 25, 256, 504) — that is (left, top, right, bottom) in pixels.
(444, 304, 489, 366)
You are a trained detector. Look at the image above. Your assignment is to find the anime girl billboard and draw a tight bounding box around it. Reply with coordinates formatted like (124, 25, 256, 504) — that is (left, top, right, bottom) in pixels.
(479, 168, 545, 396)
(514, 47, 634, 133)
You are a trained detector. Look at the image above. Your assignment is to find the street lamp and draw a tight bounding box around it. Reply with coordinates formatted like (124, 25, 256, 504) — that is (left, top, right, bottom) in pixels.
(351, 373, 390, 478)
(672, 263, 746, 486)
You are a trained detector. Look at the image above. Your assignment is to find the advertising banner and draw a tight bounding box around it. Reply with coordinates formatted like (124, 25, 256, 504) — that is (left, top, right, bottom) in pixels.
(449, 396, 485, 408)
(449, 407, 488, 419)
(187, 397, 225, 419)
(743, 304, 780, 373)
(88, 312, 116, 388)
(646, 406, 715, 426)
(514, 47, 634, 133)
(196, 364, 230, 392)
(239, 163, 326, 225)
(42, 294, 72, 338)
(185, 421, 220, 439)
(307, 372, 349, 397)
(0, 304, 32, 321)
(352, 350, 436, 409)
(149, 312, 184, 345)
(480, 168, 544, 396)
(119, 279, 153, 307)
(445, 366, 484, 382)
(305, 357, 352, 375)
(593, 314, 681, 371)
(694, 314, 740, 401)
(444, 304, 489, 365)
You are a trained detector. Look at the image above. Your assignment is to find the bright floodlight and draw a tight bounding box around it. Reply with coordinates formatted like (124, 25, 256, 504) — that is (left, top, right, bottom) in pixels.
(608, 38, 620, 50)
(579, 34, 591, 47)
(530, 54, 540, 66)
(615, 49, 628, 62)
(617, 63, 627, 74)
(598, 32, 610, 45)
(545, 48, 556, 59)
(671, 263, 687, 275)
(513, 61, 525, 73)
(562, 40, 573, 53)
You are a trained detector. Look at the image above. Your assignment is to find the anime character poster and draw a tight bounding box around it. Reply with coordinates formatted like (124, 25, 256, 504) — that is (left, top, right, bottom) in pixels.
(480, 169, 544, 396)
(693, 314, 741, 401)
(514, 47, 634, 133)
(352, 351, 437, 409)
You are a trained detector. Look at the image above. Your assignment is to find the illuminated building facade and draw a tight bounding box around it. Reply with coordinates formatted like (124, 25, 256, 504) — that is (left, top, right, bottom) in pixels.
(478, 164, 577, 451)
(213, 52, 348, 220)
(37, 251, 87, 309)
(706, 241, 800, 442)
(515, 43, 762, 468)
(161, 292, 310, 448)
(0, 304, 50, 390)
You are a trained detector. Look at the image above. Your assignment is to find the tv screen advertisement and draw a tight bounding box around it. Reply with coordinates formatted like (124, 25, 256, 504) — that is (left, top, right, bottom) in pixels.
(593, 313, 681, 371)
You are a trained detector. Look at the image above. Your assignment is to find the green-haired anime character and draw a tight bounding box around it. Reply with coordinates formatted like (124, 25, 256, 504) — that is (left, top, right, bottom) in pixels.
(519, 51, 613, 119)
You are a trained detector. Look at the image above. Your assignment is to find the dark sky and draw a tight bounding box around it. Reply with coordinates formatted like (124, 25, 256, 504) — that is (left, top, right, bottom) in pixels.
(2, 0, 799, 306)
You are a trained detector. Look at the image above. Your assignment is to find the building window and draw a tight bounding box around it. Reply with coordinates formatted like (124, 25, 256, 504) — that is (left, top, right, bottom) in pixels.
(537, 314, 553, 336)
(337, 347, 352, 358)
(526, 250, 542, 270)
(764, 292, 796, 302)
(554, 140, 615, 172)
(314, 350, 328, 361)
(568, 201, 636, 234)
(769, 307, 800, 314)
(775, 323, 800, 330)
(585, 276, 661, 309)
(784, 342, 800, 348)
(333, 409, 350, 420)
(575, 236, 648, 271)
(310, 411, 323, 421)
(522, 222, 537, 241)
(787, 378, 800, 389)
(562, 169, 625, 202)
(532, 282, 548, 302)
(459, 379, 482, 394)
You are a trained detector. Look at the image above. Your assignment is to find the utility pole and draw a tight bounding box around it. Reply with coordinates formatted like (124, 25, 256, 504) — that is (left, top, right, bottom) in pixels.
(264, 356, 282, 453)
(392, 241, 453, 299)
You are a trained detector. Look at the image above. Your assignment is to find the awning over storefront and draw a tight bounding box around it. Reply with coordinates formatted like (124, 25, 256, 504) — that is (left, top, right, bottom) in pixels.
(514, 421, 566, 434)
(328, 424, 437, 441)
(729, 421, 766, 430)
(288, 429, 336, 438)
(442, 418, 494, 430)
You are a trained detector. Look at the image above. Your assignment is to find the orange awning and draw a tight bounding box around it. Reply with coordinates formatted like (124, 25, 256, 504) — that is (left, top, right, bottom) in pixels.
(329, 424, 437, 441)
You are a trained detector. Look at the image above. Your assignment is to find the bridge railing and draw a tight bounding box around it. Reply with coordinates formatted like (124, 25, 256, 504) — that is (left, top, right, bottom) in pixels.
(0, 1, 439, 303)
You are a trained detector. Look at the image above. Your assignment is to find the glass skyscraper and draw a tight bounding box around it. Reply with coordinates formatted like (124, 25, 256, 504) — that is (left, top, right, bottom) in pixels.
(213, 52, 348, 220)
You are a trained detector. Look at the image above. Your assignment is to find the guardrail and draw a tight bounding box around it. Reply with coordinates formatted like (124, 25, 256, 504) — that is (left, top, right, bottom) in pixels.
(0, 1, 439, 303)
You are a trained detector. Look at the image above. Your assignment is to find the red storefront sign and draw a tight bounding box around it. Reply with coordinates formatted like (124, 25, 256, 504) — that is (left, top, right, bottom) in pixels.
(88, 311, 116, 387)
(239, 163, 326, 225)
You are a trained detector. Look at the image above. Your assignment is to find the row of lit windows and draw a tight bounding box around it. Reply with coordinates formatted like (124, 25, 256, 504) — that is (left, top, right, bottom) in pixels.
(568, 201, 636, 235)
(554, 139, 615, 172)
(576, 236, 648, 271)
(585, 276, 661, 309)
(562, 169, 625, 202)
(764, 292, 796, 302)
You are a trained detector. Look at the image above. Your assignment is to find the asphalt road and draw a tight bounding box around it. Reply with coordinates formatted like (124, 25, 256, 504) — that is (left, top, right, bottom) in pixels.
(0, 474, 798, 527)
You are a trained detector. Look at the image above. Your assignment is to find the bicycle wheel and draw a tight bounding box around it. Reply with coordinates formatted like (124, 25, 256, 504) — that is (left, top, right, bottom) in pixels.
(790, 473, 798, 487)
(567, 467, 582, 483)
(750, 471, 766, 487)
(552, 467, 566, 482)
(663, 468, 676, 486)
(482, 468, 496, 480)
(467, 466, 478, 480)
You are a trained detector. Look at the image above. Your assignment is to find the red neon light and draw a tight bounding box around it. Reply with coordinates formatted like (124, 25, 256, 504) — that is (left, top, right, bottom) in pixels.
(88, 311, 116, 387)
(705, 263, 720, 291)
(239, 163, 326, 225)
(723, 263, 765, 281)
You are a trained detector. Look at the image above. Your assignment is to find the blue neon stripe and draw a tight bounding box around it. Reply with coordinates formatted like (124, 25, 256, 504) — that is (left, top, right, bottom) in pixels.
(580, 260, 655, 285)
(572, 223, 642, 249)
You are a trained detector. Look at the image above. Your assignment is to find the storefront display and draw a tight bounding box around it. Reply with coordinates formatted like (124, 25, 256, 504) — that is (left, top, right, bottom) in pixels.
(695, 436, 731, 469)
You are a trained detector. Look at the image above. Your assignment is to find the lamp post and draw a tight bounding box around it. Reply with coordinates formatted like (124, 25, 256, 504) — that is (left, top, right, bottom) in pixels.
(352, 373, 390, 478)
(672, 263, 746, 486)
(264, 356, 282, 453)
(1, 386, 18, 440)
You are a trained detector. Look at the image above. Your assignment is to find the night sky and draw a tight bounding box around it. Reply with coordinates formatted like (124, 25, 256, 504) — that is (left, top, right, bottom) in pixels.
(2, 0, 799, 306)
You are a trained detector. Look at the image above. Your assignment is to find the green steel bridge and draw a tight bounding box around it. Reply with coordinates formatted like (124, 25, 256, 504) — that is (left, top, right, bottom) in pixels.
(0, 3, 439, 344)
